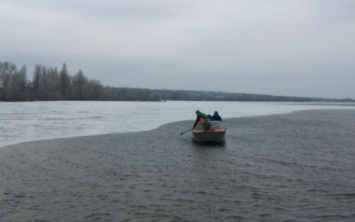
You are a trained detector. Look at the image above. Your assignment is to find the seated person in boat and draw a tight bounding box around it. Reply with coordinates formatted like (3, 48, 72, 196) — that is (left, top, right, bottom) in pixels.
(193, 110, 211, 130)
(210, 111, 223, 122)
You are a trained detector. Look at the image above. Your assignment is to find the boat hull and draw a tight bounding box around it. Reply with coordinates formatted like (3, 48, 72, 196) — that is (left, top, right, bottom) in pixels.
(192, 121, 226, 143)
(192, 128, 226, 143)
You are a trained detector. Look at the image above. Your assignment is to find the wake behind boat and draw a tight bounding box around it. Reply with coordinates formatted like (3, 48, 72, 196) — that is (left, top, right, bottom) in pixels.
(192, 121, 226, 143)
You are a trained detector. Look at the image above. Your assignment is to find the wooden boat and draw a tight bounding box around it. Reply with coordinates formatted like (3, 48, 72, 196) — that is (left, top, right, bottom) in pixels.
(192, 121, 226, 143)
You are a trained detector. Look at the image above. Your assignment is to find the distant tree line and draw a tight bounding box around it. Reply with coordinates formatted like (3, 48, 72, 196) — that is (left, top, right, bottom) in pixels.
(0, 61, 105, 101)
(1, 61, 353, 102)
(0, 61, 167, 101)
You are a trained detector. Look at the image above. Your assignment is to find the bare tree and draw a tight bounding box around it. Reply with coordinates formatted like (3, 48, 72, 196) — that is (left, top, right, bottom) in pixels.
(0, 62, 17, 101)
(60, 63, 70, 99)
(70, 69, 88, 100)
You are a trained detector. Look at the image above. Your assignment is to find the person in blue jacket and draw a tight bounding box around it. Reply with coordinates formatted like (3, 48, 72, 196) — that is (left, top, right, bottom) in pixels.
(211, 111, 222, 122)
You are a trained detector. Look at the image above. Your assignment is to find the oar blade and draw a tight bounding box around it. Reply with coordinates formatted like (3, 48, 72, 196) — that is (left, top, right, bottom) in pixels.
(180, 128, 193, 135)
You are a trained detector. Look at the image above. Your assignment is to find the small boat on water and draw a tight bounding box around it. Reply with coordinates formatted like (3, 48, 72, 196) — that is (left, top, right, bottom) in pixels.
(192, 121, 226, 143)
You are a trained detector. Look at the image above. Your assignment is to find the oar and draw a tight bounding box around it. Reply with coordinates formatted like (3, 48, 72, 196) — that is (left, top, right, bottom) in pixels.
(180, 128, 193, 135)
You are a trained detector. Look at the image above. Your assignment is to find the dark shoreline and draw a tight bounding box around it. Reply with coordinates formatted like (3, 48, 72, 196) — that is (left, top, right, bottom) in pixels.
(1, 109, 355, 221)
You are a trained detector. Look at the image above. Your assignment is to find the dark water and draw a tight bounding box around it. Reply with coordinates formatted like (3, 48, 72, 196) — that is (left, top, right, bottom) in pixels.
(1, 110, 355, 221)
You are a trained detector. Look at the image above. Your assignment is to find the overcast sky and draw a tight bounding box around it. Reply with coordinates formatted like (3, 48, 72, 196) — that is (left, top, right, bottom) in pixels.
(1, 0, 354, 99)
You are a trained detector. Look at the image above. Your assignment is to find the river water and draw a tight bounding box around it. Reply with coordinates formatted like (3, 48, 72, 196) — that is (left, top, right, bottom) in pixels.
(0, 109, 354, 221)
(0, 101, 354, 148)
(0, 101, 355, 221)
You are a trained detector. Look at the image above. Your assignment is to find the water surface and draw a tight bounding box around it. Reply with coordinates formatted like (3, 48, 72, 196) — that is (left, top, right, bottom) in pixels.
(1, 110, 354, 221)
(1, 101, 353, 147)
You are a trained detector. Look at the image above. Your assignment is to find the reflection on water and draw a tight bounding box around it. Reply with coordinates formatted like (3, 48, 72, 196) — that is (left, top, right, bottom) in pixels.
(192, 140, 226, 148)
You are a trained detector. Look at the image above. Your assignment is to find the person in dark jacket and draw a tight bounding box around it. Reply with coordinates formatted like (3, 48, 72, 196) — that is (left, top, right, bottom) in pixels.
(211, 111, 222, 121)
(193, 110, 211, 130)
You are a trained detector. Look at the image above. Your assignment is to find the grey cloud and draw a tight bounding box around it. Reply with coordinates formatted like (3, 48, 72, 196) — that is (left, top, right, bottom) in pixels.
(1, 0, 354, 99)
